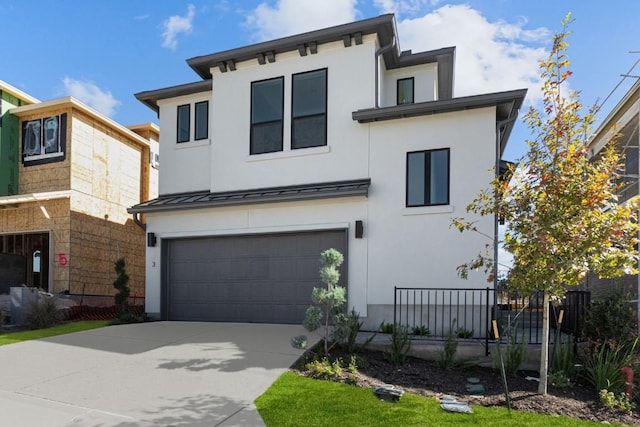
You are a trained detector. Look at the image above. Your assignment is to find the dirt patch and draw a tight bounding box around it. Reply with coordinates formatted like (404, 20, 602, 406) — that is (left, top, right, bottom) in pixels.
(294, 348, 639, 425)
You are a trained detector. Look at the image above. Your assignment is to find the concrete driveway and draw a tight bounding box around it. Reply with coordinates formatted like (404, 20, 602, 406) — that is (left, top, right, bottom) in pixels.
(0, 322, 316, 426)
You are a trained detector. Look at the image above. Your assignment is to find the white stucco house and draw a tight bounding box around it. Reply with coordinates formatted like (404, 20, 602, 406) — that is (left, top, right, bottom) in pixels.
(130, 14, 526, 329)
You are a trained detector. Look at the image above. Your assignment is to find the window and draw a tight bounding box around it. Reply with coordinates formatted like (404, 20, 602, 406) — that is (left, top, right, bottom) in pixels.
(195, 101, 208, 140)
(292, 69, 327, 149)
(177, 104, 190, 143)
(397, 78, 414, 105)
(406, 148, 449, 207)
(22, 114, 67, 165)
(251, 77, 284, 154)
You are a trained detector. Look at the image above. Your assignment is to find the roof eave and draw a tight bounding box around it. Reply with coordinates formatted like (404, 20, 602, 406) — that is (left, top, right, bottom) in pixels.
(135, 80, 213, 113)
(352, 89, 527, 155)
(186, 14, 396, 79)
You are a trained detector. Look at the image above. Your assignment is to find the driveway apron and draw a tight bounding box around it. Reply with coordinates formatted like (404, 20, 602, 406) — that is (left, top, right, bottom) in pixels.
(0, 322, 316, 426)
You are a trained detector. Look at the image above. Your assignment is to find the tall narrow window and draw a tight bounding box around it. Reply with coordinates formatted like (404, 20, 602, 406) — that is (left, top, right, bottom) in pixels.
(397, 77, 414, 105)
(251, 77, 284, 154)
(292, 68, 327, 149)
(194, 101, 209, 140)
(406, 148, 449, 207)
(177, 104, 190, 143)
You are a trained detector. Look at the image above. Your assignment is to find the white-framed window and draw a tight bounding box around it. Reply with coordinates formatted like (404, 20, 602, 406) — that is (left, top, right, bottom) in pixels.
(22, 114, 67, 165)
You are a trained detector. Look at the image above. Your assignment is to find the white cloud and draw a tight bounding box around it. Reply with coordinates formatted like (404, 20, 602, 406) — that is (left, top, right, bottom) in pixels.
(161, 4, 195, 50)
(395, 4, 549, 103)
(62, 78, 121, 118)
(244, 2, 549, 103)
(245, 0, 358, 41)
(373, 0, 438, 17)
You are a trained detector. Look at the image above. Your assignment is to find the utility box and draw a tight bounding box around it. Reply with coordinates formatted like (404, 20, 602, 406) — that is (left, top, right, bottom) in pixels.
(10, 287, 39, 325)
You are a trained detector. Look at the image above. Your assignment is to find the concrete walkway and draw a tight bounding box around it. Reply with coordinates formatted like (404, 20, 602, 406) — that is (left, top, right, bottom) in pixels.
(0, 322, 316, 426)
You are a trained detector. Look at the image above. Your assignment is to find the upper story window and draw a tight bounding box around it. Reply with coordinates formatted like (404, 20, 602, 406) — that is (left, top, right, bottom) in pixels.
(22, 113, 67, 165)
(195, 101, 209, 140)
(406, 148, 449, 207)
(292, 68, 327, 149)
(397, 77, 414, 105)
(177, 104, 190, 143)
(251, 76, 284, 154)
(177, 101, 209, 144)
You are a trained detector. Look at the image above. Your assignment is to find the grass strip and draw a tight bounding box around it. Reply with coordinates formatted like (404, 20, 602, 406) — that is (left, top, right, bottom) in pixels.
(0, 320, 110, 346)
(256, 371, 603, 427)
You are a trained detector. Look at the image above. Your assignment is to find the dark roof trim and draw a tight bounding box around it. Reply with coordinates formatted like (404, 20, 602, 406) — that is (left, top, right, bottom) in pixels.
(135, 80, 212, 113)
(352, 89, 527, 155)
(187, 15, 398, 79)
(394, 47, 455, 100)
(129, 178, 371, 214)
(185, 14, 453, 91)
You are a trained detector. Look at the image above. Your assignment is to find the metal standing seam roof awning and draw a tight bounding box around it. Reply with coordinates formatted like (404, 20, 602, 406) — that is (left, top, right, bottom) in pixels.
(128, 178, 371, 214)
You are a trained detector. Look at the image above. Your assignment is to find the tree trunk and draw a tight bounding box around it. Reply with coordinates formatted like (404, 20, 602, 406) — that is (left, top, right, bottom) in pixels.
(538, 291, 550, 395)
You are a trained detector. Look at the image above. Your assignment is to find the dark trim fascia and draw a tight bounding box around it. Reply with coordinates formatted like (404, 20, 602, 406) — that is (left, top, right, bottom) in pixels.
(129, 178, 371, 214)
(135, 80, 212, 113)
(353, 89, 526, 153)
(187, 15, 397, 79)
(392, 47, 455, 100)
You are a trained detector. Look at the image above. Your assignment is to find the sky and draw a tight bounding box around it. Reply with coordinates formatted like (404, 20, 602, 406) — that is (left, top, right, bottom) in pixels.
(2, 0, 640, 163)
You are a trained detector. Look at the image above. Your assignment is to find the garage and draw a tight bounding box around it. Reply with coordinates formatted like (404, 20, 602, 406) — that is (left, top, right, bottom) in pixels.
(164, 230, 347, 323)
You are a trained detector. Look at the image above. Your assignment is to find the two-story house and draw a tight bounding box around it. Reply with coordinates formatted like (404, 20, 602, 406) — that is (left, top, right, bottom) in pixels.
(586, 78, 639, 310)
(0, 80, 159, 298)
(130, 14, 526, 329)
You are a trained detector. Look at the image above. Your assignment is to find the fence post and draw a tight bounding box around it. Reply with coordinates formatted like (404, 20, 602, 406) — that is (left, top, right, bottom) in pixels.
(393, 286, 397, 326)
(485, 287, 490, 356)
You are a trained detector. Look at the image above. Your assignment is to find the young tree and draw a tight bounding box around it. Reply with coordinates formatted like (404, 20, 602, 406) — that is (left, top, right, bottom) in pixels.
(453, 14, 640, 395)
(302, 248, 347, 355)
(113, 257, 131, 320)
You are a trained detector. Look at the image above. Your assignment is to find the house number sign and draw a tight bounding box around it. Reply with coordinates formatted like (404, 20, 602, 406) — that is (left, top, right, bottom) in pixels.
(58, 253, 68, 266)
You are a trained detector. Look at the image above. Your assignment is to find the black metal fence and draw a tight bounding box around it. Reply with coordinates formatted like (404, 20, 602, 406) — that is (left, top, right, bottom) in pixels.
(393, 286, 590, 353)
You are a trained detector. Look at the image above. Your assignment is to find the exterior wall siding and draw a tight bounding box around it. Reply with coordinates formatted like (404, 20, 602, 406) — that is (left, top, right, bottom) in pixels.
(0, 198, 70, 292)
(1, 101, 152, 298)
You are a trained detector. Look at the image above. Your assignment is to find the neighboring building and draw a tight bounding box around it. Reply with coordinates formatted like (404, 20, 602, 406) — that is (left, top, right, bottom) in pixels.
(0, 80, 159, 297)
(586, 79, 640, 305)
(130, 14, 526, 328)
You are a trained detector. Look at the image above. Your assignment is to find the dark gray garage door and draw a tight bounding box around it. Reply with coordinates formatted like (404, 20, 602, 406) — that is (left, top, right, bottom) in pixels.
(165, 230, 347, 323)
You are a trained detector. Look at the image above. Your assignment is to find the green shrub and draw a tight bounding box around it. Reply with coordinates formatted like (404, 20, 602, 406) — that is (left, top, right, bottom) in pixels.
(305, 356, 358, 383)
(379, 321, 395, 334)
(494, 326, 527, 377)
(582, 290, 637, 350)
(456, 327, 473, 339)
(411, 325, 430, 336)
(437, 325, 458, 369)
(548, 371, 572, 388)
(300, 249, 346, 355)
(25, 295, 60, 330)
(334, 308, 375, 353)
(582, 339, 637, 394)
(551, 335, 575, 380)
(291, 335, 307, 349)
(599, 389, 635, 415)
(387, 323, 411, 365)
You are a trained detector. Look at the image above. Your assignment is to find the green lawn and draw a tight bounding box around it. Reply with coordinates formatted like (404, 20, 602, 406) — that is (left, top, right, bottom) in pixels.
(256, 371, 604, 427)
(0, 320, 110, 346)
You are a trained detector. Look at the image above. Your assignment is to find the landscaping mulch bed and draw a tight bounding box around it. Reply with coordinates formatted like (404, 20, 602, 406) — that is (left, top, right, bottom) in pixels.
(294, 348, 640, 425)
